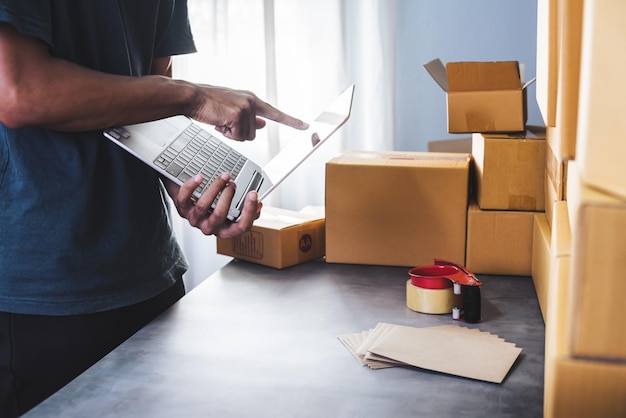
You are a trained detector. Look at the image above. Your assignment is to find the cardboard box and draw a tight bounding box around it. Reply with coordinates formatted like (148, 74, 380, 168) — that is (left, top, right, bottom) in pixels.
(575, 0, 626, 199)
(537, 200, 572, 328)
(566, 160, 626, 360)
(216, 206, 325, 269)
(544, 168, 626, 418)
(544, 128, 569, 228)
(550, 201, 572, 259)
(325, 151, 470, 267)
(542, 201, 568, 415)
(536, 0, 559, 127)
(543, 199, 626, 418)
(543, 226, 626, 418)
(544, 172, 558, 230)
(545, 358, 626, 418)
(545, 201, 572, 343)
(539, 200, 626, 418)
(531, 212, 551, 322)
(465, 201, 535, 276)
(552, 0, 583, 160)
(426, 137, 472, 153)
(423, 59, 528, 133)
(472, 127, 547, 211)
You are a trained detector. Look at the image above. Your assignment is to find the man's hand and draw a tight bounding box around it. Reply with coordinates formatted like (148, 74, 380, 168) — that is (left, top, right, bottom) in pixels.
(164, 173, 262, 239)
(188, 85, 309, 141)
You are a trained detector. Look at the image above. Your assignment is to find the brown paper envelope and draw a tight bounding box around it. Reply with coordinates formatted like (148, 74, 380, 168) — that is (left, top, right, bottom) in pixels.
(368, 325, 522, 383)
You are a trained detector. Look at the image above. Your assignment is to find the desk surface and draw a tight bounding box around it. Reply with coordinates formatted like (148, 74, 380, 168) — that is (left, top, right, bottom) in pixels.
(26, 260, 545, 418)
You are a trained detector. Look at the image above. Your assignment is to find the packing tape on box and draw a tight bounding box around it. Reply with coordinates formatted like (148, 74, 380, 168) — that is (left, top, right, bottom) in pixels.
(405, 280, 455, 314)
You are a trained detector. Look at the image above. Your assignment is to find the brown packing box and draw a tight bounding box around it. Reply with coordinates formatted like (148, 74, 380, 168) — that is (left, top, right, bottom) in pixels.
(325, 151, 470, 267)
(423, 59, 528, 133)
(566, 160, 626, 360)
(552, 0, 582, 160)
(543, 203, 626, 417)
(544, 173, 558, 230)
(575, 0, 626, 200)
(544, 127, 569, 228)
(472, 127, 547, 211)
(465, 201, 535, 276)
(216, 206, 325, 269)
(544, 200, 572, 352)
(531, 212, 551, 322)
(536, 0, 559, 127)
(426, 137, 472, 153)
(545, 358, 626, 418)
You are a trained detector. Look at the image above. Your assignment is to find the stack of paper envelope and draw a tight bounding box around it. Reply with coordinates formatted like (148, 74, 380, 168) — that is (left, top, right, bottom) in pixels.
(338, 322, 522, 384)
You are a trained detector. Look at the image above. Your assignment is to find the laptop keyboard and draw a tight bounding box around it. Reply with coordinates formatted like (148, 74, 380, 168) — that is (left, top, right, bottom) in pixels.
(153, 123, 247, 199)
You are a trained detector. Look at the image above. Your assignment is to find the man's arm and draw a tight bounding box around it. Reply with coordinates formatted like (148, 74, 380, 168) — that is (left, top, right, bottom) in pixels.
(0, 25, 275, 237)
(0, 23, 307, 140)
(0, 23, 195, 132)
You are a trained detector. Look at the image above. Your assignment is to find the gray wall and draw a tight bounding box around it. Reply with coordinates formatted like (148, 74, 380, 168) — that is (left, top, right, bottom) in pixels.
(395, 0, 542, 151)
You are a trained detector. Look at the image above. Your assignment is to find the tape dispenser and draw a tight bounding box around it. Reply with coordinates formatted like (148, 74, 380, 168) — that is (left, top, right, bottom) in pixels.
(406, 259, 482, 323)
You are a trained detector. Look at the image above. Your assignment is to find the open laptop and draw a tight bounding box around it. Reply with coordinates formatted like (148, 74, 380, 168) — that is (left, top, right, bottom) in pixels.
(103, 84, 354, 221)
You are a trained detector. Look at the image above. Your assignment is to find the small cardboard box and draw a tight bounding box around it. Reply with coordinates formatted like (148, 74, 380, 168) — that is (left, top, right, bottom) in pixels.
(216, 206, 325, 269)
(566, 160, 626, 360)
(472, 127, 546, 211)
(423, 59, 528, 133)
(465, 200, 535, 276)
(325, 151, 470, 267)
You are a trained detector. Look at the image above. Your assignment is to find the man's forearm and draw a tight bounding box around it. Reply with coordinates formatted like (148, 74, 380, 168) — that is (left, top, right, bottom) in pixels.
(0, 24, 196, 131)
(0, 23, 307, 140)
(0, 54, 196, 132)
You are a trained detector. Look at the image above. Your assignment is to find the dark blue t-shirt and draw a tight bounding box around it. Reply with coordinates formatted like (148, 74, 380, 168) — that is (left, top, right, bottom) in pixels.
(0, 0, 197, 315)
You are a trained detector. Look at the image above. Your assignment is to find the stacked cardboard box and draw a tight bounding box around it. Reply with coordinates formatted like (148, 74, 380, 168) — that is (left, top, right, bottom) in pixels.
(423, 57, 546, 278)
(325, 58, 535, 271)
(324, 151, 471, 268)
(534, 0, 626, 416)
(466, 128, 546, 277)
(423, 58, 530, 134)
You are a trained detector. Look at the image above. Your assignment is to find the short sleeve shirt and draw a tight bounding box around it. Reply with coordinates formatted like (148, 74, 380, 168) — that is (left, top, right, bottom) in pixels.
(0, 0, 196, 315)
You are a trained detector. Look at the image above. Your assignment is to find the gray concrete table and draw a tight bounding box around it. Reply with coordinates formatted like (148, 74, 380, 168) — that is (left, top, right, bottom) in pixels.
(25, 259, 545, 418)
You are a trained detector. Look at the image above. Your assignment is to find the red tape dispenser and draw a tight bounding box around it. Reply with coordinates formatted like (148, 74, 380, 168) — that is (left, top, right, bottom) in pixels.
(406, 259, 482, 323)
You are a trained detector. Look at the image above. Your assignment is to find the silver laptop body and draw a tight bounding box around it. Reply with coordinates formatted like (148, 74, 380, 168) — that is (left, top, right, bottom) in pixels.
(103, 84, 354, 221)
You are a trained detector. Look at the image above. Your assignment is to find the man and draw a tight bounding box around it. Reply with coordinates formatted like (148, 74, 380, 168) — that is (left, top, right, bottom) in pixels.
(0, 1, 308, 416)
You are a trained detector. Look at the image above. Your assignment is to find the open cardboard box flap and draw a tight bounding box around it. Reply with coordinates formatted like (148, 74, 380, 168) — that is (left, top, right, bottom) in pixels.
(423, 58, 535, 133)
(423, 58, 535, 92)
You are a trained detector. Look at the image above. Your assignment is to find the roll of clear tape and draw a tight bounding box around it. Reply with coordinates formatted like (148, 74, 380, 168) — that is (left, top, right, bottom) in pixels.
(406, 280, 454, 314)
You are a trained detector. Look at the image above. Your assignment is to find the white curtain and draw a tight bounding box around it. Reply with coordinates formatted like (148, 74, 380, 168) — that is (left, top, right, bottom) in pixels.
(172, 0, 396, 289)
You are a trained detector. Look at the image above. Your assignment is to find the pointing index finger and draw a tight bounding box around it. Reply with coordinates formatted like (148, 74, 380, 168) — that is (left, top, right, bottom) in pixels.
(257, 101, 309, 130)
